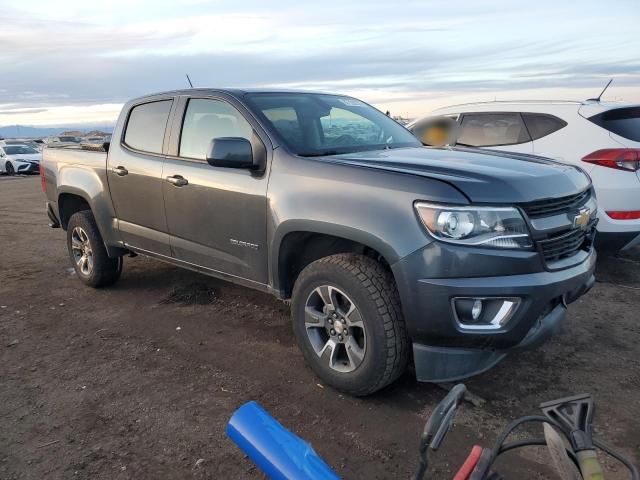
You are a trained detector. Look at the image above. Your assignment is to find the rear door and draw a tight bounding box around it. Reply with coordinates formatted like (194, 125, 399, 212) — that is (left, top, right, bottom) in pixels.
(454, 112, 534, 153)
(107, 96, 175, 255)
(161, 95, 270, 284)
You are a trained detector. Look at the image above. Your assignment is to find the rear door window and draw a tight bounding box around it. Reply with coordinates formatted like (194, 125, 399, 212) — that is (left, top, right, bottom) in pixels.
(123, 100, 173, 154)
(522, 113, 567, 140)
(456, 113, 530, 147)
(589, 107, 640, 142)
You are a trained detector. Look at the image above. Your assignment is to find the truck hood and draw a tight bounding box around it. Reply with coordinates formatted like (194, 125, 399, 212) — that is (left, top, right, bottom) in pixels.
(321, 146, 591, 203)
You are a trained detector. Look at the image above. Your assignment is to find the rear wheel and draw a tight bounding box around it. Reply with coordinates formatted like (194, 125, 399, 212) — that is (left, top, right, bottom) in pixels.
(291, 253, 409, 396)
(66, 210, 122, 288)
(5, 161, 15, 175)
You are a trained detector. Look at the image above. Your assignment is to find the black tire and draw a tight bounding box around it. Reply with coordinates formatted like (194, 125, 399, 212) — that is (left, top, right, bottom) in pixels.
(291, 253, 409, 396)
(66, 210, 123, 288)
(5, 161, 15, 175)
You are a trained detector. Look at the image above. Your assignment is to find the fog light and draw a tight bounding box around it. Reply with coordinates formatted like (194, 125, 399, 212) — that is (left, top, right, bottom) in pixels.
(471, 299, 483, 321)
(452, 297, 521, 330)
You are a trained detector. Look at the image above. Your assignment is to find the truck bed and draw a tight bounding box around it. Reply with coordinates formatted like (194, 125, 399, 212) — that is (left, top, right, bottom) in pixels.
(43, 145, 108, 168)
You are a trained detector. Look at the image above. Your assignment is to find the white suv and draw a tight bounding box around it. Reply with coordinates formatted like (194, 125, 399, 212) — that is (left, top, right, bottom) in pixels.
(408, 101, 640, 251)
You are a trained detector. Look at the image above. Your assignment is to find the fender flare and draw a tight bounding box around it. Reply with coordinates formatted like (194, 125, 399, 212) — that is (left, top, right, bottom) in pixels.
(269, 219, 401, 295)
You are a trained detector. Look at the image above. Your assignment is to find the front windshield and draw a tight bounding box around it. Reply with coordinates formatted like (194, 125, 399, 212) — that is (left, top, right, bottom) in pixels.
(245, 93, 420, 156)
(59, 136, 80, 143)
(5, 145, 38, 155)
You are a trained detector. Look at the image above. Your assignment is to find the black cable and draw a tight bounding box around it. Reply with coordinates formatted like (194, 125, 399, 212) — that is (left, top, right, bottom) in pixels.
(413, 450, 429, 480)
(488, 415, 569, 467)
(413, 460, 428, 480)
(498, 438, 547, 454)
(497, 437, 580, 468)
(593, 439, 640, 480)
(492, 424, 639, 480)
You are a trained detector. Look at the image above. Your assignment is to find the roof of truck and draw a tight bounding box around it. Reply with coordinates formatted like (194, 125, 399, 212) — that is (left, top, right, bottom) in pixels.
(130, 88, 337, 102)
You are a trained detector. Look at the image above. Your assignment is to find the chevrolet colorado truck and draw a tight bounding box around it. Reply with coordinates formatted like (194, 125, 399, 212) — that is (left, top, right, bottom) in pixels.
(41, 89, 597, 395)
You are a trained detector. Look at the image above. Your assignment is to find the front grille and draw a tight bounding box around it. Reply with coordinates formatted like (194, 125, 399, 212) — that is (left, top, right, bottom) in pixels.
(521, 189, 591, 218)
(538, 228, 589, 262)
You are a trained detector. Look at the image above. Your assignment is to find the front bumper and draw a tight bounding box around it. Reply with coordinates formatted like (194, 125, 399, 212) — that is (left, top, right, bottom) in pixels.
(392, 243, 596, 382)
(16, 161, 40, 174)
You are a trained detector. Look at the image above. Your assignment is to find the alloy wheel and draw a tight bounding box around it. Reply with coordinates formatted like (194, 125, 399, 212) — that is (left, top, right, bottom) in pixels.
(304, 285, 367, 373)
(71, 226, 94, 276)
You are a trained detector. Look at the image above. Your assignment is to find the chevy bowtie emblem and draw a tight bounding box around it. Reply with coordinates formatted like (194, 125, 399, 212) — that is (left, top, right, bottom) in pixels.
(573, 208, 591, 230)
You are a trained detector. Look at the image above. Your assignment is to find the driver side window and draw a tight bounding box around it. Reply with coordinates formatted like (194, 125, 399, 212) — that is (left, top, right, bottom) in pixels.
(179, 98, 253, 160)
(320, 107, 382, 145)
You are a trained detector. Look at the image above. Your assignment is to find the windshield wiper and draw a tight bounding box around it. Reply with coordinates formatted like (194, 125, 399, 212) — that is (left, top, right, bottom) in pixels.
(298, 151, 341, 157)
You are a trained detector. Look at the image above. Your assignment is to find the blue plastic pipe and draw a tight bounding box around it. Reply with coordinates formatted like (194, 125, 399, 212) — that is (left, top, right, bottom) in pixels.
(227, 401, 341, 480)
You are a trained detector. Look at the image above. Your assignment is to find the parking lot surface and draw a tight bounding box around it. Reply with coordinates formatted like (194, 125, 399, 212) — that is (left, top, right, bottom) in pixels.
(1, 176, 639, 479)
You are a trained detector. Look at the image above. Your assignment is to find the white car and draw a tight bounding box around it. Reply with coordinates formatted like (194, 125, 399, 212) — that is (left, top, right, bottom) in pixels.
(0, 144, 42, 175)
(408, 101, 640, 251)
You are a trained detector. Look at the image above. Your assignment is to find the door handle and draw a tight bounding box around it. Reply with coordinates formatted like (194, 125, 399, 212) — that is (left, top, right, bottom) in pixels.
(166, 175, 188, 187)
(112, 166, 128, 176)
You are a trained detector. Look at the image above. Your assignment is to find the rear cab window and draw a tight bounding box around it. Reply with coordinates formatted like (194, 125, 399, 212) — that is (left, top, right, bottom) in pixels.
(589, 107, 640, 142)
(123, 100, 173, 154)
(456, 113, 530, 147)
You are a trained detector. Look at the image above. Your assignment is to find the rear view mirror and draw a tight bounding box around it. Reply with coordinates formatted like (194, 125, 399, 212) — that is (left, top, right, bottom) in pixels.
(206, 137, 255, 169)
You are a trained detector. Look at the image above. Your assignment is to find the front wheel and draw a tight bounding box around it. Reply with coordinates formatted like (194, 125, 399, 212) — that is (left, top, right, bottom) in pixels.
(66, 210, 123, 288)
(291, 254, 409, 396)
(5, 161, 15, 175)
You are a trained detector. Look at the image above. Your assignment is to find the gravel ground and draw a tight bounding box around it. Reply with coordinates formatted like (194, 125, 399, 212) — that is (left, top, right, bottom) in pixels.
(1, 176, 639, 479)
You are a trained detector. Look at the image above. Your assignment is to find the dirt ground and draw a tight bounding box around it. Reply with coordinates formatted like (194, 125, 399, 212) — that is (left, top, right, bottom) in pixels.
(1, 176, 639, 480)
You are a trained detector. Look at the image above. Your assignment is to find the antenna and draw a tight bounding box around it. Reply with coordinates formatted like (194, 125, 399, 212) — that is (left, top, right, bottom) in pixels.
(186, 74, 194, 88)
(587, 78, 612, 102)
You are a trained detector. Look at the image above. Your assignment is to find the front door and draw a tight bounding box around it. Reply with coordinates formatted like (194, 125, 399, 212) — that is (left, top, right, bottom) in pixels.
(162, 97, 269, 284)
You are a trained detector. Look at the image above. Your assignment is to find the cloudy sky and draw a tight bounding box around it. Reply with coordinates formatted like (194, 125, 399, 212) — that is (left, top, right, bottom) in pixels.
(1, 0, 639, 126)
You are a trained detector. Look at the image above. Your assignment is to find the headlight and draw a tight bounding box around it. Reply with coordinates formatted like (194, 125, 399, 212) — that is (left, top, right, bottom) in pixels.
(415, 202, 532, 249)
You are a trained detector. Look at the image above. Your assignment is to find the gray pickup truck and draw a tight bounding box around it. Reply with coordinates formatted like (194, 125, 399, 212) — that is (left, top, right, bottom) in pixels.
(42, 89, 597, 395)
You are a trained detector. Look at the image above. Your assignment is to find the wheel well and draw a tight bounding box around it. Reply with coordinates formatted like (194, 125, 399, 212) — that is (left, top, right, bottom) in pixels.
(58, 193, 91, 230)
(278, 232, 391, 299)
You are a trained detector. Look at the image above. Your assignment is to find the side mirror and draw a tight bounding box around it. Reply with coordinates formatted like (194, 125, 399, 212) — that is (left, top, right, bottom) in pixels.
(206, 137, 255, 169)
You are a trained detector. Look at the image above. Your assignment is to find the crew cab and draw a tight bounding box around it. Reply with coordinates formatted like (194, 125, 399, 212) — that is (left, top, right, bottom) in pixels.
(41, 89, 597, 395)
